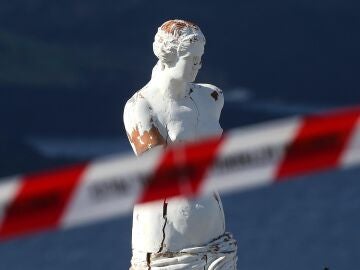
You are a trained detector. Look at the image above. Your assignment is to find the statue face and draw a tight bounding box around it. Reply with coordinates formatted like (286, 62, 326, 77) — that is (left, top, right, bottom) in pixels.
(166, 42, 204, 83)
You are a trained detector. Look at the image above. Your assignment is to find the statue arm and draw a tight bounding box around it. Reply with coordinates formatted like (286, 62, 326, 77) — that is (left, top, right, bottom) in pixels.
(123, 94, 166, 156)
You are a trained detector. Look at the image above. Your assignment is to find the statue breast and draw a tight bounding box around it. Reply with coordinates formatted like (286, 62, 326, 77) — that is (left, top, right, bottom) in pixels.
(164, 98, 199, 142)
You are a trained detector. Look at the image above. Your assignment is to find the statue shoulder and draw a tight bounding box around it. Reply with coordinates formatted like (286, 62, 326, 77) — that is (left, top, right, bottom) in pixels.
(124, 91, 152, 125)
(123, 91, 165, 156)
(191, 83, 224, 108)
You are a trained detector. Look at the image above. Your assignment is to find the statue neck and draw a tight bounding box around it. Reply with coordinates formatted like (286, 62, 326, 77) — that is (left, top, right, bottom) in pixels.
(151, 70, 188, 100)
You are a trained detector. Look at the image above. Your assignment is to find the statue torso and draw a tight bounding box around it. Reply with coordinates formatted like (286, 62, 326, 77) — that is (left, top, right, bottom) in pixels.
(126, 83, 225, 252)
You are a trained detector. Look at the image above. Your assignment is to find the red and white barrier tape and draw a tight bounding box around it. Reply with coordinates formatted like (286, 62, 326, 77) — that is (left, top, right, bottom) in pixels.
(0, 106, 360, 241)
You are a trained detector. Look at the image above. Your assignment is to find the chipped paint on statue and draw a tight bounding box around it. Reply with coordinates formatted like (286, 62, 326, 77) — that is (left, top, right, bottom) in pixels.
(124, 20, 237, 269)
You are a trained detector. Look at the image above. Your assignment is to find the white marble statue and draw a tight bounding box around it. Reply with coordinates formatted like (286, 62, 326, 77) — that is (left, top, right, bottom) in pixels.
(124, 19, 237, 269)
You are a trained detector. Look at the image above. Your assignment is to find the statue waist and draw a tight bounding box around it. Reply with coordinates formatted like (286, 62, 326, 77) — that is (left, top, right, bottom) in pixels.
(132, 194, 225, 252)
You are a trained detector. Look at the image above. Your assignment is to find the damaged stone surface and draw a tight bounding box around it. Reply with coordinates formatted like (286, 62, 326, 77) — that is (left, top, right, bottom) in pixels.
(128, 124, 166, 156)
(158, 199, 168, 253)
(211, 91, 219, 101)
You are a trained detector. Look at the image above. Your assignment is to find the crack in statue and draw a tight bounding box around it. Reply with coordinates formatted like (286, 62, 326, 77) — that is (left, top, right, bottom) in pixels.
(124, 19, 238, 270)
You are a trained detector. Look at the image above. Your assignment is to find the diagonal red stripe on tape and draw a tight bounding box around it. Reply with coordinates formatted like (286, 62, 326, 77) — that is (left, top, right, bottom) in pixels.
(139, 137, 223, 203)
(275, 107, 360, 180)
(0, 163, 88, 240)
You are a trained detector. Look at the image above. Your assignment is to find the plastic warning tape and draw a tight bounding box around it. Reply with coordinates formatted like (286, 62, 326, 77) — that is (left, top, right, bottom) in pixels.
(0, 106, 360, 241)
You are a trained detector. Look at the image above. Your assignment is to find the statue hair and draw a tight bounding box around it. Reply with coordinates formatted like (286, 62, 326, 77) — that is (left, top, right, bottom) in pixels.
(152, 19, 206, 70)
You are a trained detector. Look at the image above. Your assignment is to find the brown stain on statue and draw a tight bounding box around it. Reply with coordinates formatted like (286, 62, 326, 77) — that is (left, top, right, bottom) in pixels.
(211, 91, 219, 101)
(128, 124, 166, 155)
(161, 20, 197, 36)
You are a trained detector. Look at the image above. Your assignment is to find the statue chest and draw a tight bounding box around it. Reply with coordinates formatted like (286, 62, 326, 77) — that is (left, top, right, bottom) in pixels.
(155, 97, 221, 143)
(165, 99, 198, 142)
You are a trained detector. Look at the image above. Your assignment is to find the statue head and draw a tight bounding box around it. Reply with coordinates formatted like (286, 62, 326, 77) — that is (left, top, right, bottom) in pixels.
(152, 20, 206, 83)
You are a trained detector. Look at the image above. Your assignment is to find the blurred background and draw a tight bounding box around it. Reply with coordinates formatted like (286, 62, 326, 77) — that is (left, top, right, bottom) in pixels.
(1, 0, 360, 269)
